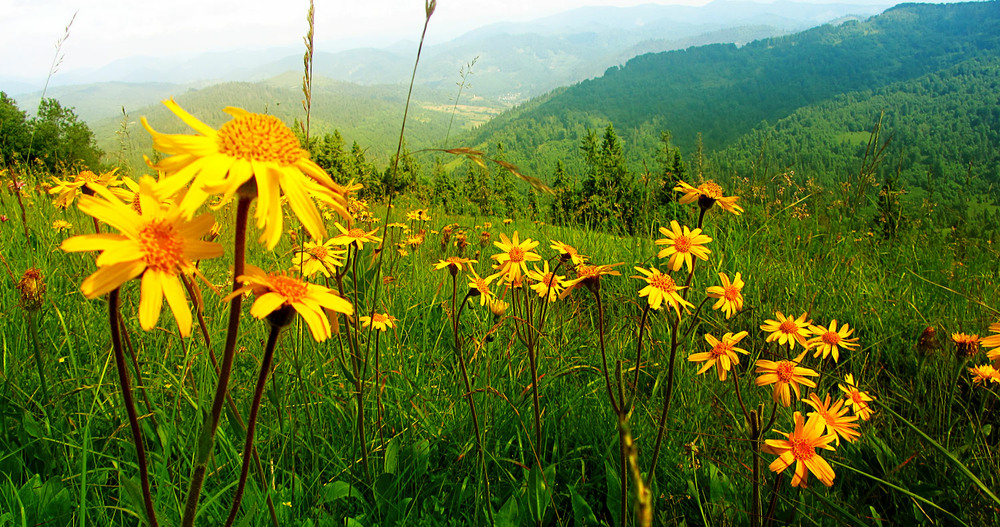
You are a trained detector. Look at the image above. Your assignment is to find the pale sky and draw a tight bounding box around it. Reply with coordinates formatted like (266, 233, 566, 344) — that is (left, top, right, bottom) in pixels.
(0, 0, 927, 81)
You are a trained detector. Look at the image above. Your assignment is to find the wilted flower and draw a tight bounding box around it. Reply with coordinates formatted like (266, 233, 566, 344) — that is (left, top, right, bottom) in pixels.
(17, 268, 46, 311)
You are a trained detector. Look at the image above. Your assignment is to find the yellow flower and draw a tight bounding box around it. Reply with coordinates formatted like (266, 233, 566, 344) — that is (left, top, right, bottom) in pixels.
(141, 99, 351, 249)
(762, 412, 837, 488)
(969, 364, 1000, 385)
(360, 312, 397, 332)
(549, 240, 587, 265)
(952, 332, 980, 358)
(491, 231, 541, 283)
(754, 351, 819, 407)
(983, 322, 1000, 361)
(503, 218, 513, 225)
(331, 222, 382, 250)
(559, 262, 623, 299)
(705, 272, 744, 319)
(406, 209, 431, 222)
(807, 320, 859, 363)
(292, 239, 347, 277)
(655, 220, 712, 273)
(433, 256, 478, 275)
(674, 180, 744, 215)
(52, 220, 73, 232)
(837, 374, 875, 421)
(49, 168, 127, 209)
(489, 299, 509, 317)
(802, 393, 861, 446)
(467, 268, 499, 306)
(761, 311, 812, 350)
(632, 266, 693, 318)
(688, 331, 749, 381)
(526, 260, 566, 303)
(227, 265, 353, 341)
(60, 178, 224, 337)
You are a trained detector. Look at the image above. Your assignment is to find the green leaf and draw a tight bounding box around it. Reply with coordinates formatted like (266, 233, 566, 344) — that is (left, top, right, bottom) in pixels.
(569, 485, 599, 527)
(322, 480, 368, 507)
(384, 437, 400, 475)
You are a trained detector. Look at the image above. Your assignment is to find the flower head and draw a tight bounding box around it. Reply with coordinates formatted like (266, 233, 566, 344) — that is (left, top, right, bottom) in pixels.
(52, 220, 73, 232)
(952, 333, 980, 359)
(705, 272, 744, 319)
(762, 412, 837, 488)
(227, 265, 353, 341)
(434, 256, 478, 276)
(837, 374, 875, 420)
(969, 364, 1000, 385)
(60, 179, 224, 337)
(807, 320, 859, 363)
(331, 222, 382, 250)
(761, 311, 812, 350)
(754, 351, 819, 407)
(550, 240, 587, 265)
(526, 260, 566, 303)
(559, 262, 623, 298)
(467, 268, 499, 306)
(688, 331, 749, 381)
(674, 180, 744, 215)
(632, 266, 694, 318)
(293, 239, 347, 277)
(141, 99, 352, 249)
(491, 232, 541, 283)
(360, 312, 397, 332)
(49, 168, 127, 209)
(17, 268, 46, 312)
(802, 393, 861, 446)
(655, 220, 712, 273)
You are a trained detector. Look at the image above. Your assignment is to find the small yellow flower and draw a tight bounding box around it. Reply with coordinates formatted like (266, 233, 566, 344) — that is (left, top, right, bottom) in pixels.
(526, 261, 566, 303)
(549, 240, 587, 265)
(292, 239, 347, 278)
(360, 312, 397, 332)
(331, 222, 382, 250)
(705, 272, 744, 319)
(837, 374, 875, 421)
(969, 364, 1000, 384)
(754, 351, 819, 407)
(433, 256, 478, 275)
(559, 262, 623, 299)
(631, 266, 693, 318)
(655, 220, 712, 273)
(761, 311, 812, 350)
(807, 320, 859, 363)
(491, 231, 541, 283)
(49, 168, 127, 209)
(52, 220, 73, 232)
(674, 180, 744, 215)
(802, 393, 861, 446)
(688, 331, 749, 381)
(762, 412, 837, 488)
(952, 333, 980, 358)
(468, 268, 499, 306)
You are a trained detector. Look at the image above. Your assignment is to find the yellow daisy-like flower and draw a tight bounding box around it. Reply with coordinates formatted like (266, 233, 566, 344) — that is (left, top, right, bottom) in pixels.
(837, 374, 875, 421)
(491, 231, 541, 283)
(49, 168, 127, 209)
(807, 320, 859, 363)
(52, 220, 73, 232)
(754, 351, 819, 407)
(549, 240, 587, 265)
(331, 222, 382, 250)
(228, 265, 353, 341)
(761, 311, 812, 350)
(655, 220, 712, 273)
(559, 262, 624, 299)
(433, 256, 478, 276)
(489, 298, 509, 317)
(762, 412, 837, 488)
(952, 332, 980, 358)
(632, 266, 694, 318)
(525, 260, 566, 303)
(674, 180, 744, 215)
(360, 312, 397, 332)
(292, 239, 347, 278)
(982, 322, 1000, 358)
(60, 178, 224, 337)
(705, 272, 744, 319)
(688, 331, 749, 381)
(141, 99, 351, 249)
(969, 364, 1000, 384)
(467, 268, 499, 306)
(802, 393, 861, 446)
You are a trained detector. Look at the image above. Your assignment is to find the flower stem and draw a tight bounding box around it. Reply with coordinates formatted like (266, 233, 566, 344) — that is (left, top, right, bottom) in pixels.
(109, 288, 158, 527)
(181, 195, 251, 527)
(224, 321, 282, 527)
(26, 312, 50, 406)
(648, 303, 682, 480)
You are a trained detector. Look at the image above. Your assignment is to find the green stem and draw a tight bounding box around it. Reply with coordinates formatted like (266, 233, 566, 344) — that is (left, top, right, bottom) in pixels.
(26, 312, 50, 406)
(181, 195, 251, 527)
(224, 320, 283, 527)
(648, 303, 682, 480)
(109, 289, 158, 527)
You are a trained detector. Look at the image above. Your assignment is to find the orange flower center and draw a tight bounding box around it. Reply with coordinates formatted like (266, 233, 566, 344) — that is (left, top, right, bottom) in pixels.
(310, 245, 329, 259)
(673, 235, 692, 253)
(541, 272, 556, 287)
(775, 361, 795, 382)
(268, 273, 309, 304)
(711, 341, 733, 358)
(475, 278, 489, 292)
(348, 228, 367, 239)
(723, 284, 740, 301)
(822, 331, 841, 345)
(508, 246, 525, 263)
(789, 438, 815, 461)
(139, 219, 185, 273)
(849, 391, 864, 405)
(700, 181, 723, 199)
(77, 170, 99, 183)
(372, 313, 389, 324)
(217, 113, 305, 165)
(650, 273, 678, 293)
(779, 319, 799, 334)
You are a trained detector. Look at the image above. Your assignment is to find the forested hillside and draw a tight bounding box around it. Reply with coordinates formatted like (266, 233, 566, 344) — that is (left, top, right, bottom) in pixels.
(462, 2, 1000, 185)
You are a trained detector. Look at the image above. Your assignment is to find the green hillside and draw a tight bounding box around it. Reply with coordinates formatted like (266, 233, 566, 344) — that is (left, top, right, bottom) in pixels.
(461, 1, 1000, 182)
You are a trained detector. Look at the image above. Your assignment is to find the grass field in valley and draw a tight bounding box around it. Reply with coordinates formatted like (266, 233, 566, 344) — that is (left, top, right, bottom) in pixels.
(1, 147, 999, 526)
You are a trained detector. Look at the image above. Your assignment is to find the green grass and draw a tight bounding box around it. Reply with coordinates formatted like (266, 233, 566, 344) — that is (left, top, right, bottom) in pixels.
(0, 175, 998, 527)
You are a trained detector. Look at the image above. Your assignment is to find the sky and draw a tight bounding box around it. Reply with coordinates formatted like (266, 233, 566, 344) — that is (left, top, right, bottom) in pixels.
(0, 0, 939, 82)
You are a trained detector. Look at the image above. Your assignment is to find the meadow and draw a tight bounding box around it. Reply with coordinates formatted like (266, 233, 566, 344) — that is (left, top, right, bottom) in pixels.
(2, 2, 1000, 527)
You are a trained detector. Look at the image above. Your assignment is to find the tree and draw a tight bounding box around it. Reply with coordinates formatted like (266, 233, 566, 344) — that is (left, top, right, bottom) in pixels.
(0, 92, 31, 167)
(28, 98, 102, 174)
